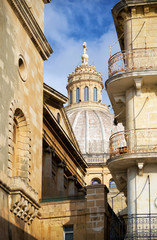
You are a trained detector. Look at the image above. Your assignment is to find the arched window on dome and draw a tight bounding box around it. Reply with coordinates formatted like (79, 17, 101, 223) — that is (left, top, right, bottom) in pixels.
(93, 87, 97, 102)
(91, 178, 101, 185)
(84, 86, 89, 101)
(70, 90, 72, 104)
(76, 88, 80, 103)
(109, 179, 116, 188)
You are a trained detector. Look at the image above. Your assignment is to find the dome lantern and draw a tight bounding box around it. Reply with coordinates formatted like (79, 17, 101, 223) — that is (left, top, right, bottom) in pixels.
(66, 43, 103, 106)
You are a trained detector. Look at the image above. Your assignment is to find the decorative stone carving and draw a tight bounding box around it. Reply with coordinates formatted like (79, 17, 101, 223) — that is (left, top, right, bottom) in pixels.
(134, 77, 143, 96)
(138, 162, 144, 176)
(10, 195, 38, 224)
(57, 161, 66, 169)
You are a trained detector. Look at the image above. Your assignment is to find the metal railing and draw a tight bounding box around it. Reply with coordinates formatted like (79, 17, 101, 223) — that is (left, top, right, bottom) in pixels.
(110, 128, 157, 158)
(110, 214, 157, 240)
(108, 48, 157, 77)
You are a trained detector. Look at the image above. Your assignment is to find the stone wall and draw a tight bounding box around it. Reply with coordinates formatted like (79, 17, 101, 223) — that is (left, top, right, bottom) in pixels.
(40, 184, 112, 240)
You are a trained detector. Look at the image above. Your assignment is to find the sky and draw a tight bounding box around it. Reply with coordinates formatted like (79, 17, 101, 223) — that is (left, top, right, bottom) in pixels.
(44, 0, 120, 107)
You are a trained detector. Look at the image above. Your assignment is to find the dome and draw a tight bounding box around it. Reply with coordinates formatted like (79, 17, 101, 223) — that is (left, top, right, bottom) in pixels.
(65, 42, 123, 165)
(66, 104, 122, 164)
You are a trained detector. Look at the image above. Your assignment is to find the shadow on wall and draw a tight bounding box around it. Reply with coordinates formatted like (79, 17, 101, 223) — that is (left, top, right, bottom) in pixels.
(0, 216, 37, 240)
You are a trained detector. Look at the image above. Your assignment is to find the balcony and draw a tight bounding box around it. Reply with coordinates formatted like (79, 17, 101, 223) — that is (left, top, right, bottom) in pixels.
(110, 128, 157, 158)
(108, 48, 157, 78)
(110, 214, 157, 240)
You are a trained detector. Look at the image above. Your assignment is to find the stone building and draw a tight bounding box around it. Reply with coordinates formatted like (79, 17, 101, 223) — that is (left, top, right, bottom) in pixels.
(106, 0, 157, 238)
(0, 0, 113, 239)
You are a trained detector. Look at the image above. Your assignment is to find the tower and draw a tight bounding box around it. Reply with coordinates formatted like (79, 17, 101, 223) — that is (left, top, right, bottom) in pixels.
(106, 0, 157, 237)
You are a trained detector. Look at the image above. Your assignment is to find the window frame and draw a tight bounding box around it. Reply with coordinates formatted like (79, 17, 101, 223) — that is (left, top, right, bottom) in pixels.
(76, 87, 80, 103)
(93, 87, 97, 102)
(64, 225, 73, 240)
(84, 86, 89, 101)
(70, 90, 73, 104)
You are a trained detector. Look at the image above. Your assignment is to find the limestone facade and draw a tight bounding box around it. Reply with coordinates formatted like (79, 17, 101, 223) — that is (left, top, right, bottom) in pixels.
(106, 0, 157, 238)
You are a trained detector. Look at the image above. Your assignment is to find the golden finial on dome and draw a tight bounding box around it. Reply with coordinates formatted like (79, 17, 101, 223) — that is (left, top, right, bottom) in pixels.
(82, 42, 88, 65)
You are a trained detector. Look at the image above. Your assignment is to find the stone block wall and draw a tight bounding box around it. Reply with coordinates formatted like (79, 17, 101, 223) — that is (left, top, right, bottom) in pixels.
(40, 184, 111, 240)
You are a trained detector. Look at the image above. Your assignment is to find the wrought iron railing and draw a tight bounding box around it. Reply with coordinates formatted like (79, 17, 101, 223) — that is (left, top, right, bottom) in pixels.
(110, 214, 157, 240)
(110, 128, 157, 158)
(108, 48, 157, 77)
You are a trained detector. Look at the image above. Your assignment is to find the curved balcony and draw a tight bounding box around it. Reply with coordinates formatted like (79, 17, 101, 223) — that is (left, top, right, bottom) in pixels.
(108, 48, 157, 78)
(110, 128, 157, 158)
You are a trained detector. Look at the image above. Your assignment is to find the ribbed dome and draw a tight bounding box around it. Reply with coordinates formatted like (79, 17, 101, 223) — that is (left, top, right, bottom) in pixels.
(66, 104, 122, 164)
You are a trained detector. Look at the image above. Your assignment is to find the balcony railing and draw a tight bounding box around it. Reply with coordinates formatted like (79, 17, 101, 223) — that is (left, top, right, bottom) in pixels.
(108, 48, 157, 77)
(110, 214, 157, 240)
(110, 128, 157, 158)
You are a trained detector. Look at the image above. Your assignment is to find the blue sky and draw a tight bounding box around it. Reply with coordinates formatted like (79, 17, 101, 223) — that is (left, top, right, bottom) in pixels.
(44, 0, 120, 106)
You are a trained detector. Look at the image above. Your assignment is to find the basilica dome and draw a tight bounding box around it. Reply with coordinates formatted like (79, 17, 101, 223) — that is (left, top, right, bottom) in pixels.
(66, 102, 121, 164)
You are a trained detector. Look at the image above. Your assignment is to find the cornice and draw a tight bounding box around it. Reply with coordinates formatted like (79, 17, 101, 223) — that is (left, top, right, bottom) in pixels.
(0, 178, 40, 207)
(7, 0, 53, 60)
(44, 83, 68, 106)
(112, 0, 157, 18)
(66, 78, 104, 89)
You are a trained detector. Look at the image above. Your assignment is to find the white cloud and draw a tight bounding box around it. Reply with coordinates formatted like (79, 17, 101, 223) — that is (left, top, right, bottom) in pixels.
(44, 0, 120, 107)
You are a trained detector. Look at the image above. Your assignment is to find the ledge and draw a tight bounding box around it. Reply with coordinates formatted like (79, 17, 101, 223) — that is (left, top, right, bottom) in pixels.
(112, 0, 157, 18)
(7, 0, 53, 60)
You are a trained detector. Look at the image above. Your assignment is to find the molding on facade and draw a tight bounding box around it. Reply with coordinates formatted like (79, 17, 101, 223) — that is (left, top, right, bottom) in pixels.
(7, 0, 53, 60)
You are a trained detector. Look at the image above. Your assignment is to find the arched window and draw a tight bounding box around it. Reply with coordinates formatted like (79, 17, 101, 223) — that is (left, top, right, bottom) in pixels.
(57, 113, 60, 124)
(109, 179, 116, 188)
(92, 178, 101, 185)
(70, 90, 72, 104)
(93, 87, 97, 101)
(12, 108, 30, 181)
(12, 117, 18, 175)
(84, 86, 89, 101)
(76, 88, 80, 103)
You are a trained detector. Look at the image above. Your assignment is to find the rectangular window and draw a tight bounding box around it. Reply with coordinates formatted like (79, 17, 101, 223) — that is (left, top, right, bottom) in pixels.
(64, 226, 73, 240)
(76, 88, 80, 103)
(70, 90, 73, 104)
(84, 86, 89, 101)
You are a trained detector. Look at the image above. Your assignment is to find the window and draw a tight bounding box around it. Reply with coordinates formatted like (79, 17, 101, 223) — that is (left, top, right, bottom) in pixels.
(92, 178, 101, 185)
(64, 226, 73, 240)
(84, 86, 89, 101)
(12, 117, 18, 176)
(18, 55, 27, 81)
(57, 113, 60, 124)
(12, 108, 30, 181)
(70, 90, 72, 104)
(93, 87, 97, 101)
(109, 179, 116, 188)
(76, 88, 80, 103)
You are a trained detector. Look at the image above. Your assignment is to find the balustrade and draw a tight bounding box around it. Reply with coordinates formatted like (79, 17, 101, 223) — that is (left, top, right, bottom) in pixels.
(108, 48, 157, 77)
(110, 128, 157, 158)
